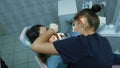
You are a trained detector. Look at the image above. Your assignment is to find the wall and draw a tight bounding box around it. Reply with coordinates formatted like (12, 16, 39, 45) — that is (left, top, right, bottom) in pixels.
(0, 0, 59, 34)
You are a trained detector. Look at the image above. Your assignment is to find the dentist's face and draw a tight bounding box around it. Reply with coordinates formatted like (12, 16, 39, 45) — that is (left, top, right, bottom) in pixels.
(73, 20, 81, 32)
(74, 17, 89, 34)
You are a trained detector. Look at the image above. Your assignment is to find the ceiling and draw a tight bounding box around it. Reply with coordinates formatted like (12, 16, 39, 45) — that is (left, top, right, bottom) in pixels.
(0, 0, 120, 35)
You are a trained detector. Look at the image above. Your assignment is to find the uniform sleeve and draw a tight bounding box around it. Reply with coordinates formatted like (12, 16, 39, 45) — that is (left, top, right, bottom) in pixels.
(53, 37, 85, 63)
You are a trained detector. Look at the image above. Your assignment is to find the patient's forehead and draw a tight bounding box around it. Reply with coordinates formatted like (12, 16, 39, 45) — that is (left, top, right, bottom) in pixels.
(39, 27, 47, 35)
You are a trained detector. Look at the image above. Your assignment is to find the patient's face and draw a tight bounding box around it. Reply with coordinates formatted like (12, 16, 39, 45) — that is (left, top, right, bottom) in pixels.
(39, 26, 58, 42)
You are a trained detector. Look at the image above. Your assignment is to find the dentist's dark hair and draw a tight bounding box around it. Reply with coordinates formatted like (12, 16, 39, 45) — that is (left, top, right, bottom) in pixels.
(74, 4, 101, 31)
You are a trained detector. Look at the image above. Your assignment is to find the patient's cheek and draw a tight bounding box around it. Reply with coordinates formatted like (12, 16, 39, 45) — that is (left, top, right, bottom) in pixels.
(49, 35, 58, 42)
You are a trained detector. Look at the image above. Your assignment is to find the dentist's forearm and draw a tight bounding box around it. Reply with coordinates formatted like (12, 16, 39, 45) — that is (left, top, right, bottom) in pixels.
(31, 29, 57, 54)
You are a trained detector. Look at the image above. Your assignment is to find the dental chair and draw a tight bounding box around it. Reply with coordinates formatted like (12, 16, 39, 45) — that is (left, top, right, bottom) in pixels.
(20, 27, 47, 68)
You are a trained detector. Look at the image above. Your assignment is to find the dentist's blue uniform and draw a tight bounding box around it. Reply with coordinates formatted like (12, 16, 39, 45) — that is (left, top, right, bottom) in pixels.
(54, 33, 113, 68)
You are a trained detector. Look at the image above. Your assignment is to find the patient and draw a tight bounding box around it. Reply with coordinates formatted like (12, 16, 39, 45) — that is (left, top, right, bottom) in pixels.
(25, 24, 66, 68)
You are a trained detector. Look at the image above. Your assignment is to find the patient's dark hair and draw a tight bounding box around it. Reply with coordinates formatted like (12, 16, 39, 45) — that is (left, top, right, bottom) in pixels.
(26, 24, 45, 43)
(26, 24, 48, 64)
